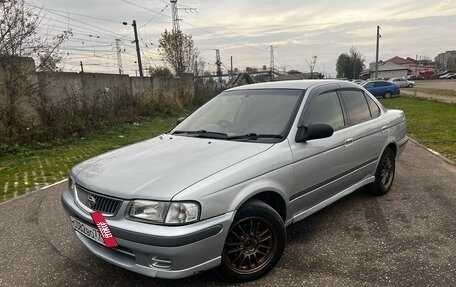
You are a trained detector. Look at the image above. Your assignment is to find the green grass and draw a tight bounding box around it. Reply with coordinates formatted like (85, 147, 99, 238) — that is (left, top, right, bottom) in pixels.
(380, 96, 456, 162)
(0, 116, 178, 202)
(408, 87, 456, 97)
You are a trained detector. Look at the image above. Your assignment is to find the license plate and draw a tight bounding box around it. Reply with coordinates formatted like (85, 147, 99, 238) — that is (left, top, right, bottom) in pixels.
(70, 216, 105, 246)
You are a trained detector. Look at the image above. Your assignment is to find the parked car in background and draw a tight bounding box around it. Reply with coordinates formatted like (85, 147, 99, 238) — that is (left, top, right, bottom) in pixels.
(433, 70, 453, 79)
(62, 80, 407, 282)
(439, 72, 456, 79)
(407, 75, 424, 81)
(352, 79, 364, 85)
(389, 77, 415, 88)
(362, 80, 400, 98)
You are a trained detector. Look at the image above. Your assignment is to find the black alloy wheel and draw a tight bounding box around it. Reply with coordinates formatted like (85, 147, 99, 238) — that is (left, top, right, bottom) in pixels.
(369, 147, 396, 196)
(217, 199, 286, 282)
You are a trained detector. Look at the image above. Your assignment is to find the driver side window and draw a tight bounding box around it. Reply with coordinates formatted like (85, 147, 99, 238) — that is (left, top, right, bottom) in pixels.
(306, 91, 345, 131)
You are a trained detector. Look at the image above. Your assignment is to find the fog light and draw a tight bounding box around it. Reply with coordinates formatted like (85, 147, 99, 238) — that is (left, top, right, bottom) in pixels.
(150, 256, 172, 269)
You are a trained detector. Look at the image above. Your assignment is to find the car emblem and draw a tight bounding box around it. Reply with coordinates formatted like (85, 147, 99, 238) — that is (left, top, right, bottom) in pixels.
(87, 194, 97, 208)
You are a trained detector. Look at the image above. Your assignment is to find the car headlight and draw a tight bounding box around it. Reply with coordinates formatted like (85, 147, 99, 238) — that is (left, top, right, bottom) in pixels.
(128, 200, 200, 225)
(68, 176, 76, 196)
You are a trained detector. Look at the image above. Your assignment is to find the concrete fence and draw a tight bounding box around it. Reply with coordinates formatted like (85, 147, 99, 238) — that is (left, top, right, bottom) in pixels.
(0, 56, 195, 125)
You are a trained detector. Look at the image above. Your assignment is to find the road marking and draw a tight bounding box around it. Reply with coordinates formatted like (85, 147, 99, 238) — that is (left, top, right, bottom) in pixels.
(41, 178, 68, 190)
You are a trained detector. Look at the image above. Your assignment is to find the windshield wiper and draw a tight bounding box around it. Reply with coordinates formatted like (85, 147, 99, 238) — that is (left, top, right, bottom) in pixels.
(172, 130, 228, 139)
(227, 133, 284, 141)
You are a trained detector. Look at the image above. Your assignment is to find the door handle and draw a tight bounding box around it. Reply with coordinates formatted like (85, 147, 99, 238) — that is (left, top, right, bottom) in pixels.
(345, 138, 353, 146)
(381, 125, 388, 133)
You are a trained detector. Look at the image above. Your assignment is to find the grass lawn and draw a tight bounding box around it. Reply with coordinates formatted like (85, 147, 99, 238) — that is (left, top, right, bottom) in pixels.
(380, 96, 456, 162)
(0, 116, 178, 203)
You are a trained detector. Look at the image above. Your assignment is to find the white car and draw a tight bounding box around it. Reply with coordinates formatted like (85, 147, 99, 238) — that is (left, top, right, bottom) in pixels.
(389, 77, 415, 88)
(439, 73, 456, 79)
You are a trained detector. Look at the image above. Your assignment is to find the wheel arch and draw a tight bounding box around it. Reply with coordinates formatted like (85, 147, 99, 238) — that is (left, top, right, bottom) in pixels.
(239, 191, 287, 222)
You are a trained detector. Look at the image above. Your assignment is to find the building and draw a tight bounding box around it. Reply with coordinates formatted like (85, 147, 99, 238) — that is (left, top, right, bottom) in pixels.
(386, 56, 436, 75)
(435, 50, 456, 70)
(368, 61, 411, 79)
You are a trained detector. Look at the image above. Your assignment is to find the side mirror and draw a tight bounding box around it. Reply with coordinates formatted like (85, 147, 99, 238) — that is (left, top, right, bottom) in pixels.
(176, 116, 186, 125)
(295, 123, 334, 143)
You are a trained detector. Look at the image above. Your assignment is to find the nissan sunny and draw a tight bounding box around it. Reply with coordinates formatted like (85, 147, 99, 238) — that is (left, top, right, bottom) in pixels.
(62, 80, 407, 282)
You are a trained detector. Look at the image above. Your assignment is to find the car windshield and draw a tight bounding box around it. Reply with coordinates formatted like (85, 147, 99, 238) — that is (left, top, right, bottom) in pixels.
(172, 89, 303, 142)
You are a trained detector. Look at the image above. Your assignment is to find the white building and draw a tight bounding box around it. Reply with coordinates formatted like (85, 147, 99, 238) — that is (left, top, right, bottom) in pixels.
(368, 61, 410, 79)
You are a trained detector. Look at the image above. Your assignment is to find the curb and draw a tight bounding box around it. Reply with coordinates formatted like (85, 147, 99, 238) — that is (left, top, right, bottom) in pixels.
(0, 178, 68, 207)
(408, 137, 455, 165)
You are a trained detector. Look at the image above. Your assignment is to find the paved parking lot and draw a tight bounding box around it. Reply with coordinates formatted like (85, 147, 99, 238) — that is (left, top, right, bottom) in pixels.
(415, 79, 456, 90)
(0, 141, 455, 287)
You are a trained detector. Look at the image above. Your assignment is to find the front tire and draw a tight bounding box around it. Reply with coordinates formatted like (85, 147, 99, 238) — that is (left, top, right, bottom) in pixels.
(408, 84, 413, 88)
(383, 91, 392, 99)
(369, 147, 396, 196)
(216, 199, 286, 282)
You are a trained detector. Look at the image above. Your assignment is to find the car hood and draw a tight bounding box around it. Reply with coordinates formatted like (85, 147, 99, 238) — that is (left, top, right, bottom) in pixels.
(73, 135, 273, 200)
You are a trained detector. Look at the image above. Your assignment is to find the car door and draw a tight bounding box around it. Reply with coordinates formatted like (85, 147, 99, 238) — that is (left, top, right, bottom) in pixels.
(288, 84, 356, 220)
(338, 89, 388, 179)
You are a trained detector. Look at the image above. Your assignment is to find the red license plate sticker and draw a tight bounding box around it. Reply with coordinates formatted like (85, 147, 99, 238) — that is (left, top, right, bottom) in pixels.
(91, 212, 118, 248)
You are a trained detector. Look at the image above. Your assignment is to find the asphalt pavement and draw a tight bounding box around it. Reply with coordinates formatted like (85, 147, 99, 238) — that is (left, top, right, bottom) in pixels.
(0, 140, 455, 287)
(414, 79, 456, 91)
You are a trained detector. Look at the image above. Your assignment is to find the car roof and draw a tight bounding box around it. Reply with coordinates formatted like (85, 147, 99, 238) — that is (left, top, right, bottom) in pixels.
(363, 80, 392, 84)
(227, 79, 358, 91)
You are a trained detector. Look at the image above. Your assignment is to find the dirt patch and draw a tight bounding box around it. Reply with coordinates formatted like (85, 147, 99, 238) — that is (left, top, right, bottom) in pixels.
(401, 90, 456, 104)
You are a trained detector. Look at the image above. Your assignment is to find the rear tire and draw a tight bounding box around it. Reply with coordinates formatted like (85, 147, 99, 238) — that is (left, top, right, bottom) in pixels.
(383, 91, 392, 99)
(368, 147, 396, 196)
(216, 199, 286, 282)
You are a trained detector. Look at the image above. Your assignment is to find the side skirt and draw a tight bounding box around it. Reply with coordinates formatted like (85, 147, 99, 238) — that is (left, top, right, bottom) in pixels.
(287, 176, 375, 226)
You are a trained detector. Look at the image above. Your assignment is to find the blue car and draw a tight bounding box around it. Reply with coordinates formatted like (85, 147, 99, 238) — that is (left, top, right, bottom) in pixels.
(361, 80, 400, 98)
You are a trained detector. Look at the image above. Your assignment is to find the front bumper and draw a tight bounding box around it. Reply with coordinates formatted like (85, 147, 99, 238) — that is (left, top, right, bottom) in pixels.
(61, 189, 235, 279)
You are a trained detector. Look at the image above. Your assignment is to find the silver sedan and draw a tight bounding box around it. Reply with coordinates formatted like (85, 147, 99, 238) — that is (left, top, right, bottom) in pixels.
(61, 80, 407, 282)
(389, 77, 415, 88)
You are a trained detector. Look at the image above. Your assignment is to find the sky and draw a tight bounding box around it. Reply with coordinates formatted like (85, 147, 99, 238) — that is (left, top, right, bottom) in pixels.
(28, 0, 456, 77)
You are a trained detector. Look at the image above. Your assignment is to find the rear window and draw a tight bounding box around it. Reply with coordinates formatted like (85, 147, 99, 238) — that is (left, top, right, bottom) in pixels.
(365, 94, 380, 117)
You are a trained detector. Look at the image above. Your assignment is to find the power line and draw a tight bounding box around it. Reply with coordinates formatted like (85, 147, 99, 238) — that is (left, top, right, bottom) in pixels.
(26, 3, 122, 24)
(139, 4, 169, 29)
(31, 6, 133, 41)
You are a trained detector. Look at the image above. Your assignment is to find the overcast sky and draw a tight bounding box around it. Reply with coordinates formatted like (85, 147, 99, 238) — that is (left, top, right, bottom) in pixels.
(28, 0, 456, 77)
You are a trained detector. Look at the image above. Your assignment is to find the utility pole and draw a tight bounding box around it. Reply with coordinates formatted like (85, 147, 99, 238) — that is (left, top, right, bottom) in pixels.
(115, 39, 123, 75)
(215, 49, 222, 83)
(230, 56, 233, 80)
(375, 25, 380, 79)
(80, 61, 84, 73)
(123, 20, 143, 77)
(270, 46, 275, 81)
(132, 20, 143, 77)
(194, 60, 198, 77)
(170, 0, 180, 32)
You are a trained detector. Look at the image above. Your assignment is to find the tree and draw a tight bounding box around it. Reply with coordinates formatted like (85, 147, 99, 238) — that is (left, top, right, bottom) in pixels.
(336, 47, 365, 79)
(306, 56, 317, 79)
(0, 0, 71, 137)
(148, 66, 173, 78)
(158, 29, 199, 76)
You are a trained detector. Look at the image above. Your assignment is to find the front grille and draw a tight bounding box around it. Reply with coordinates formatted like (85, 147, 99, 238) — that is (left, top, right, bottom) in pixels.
(76, 185, 122, 215)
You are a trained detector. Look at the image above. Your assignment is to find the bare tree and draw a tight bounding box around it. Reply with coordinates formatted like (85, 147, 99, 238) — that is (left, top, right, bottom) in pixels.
(0, 0, 70, 137)
(306, 56, 317, 79)
(158, 29, 199, 76)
